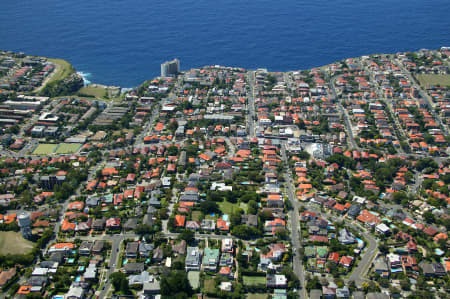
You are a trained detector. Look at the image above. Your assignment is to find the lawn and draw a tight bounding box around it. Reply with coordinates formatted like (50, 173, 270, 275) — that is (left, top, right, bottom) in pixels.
(187, 271, 200, 289)
(32, 143, 58, 155)
(78, 85, 121, 101)
(239, 202, 248, 213)
(0, 231, 34, 255)
(204, 278, 215, 293)
(219, 201, 240, 215)
(191, 211, 202, 222)
(246, 294, 268, 299)
(243, 275, 266, 286)
(47, 58, 75, 83)
(55, 143, 82, 154)
(416, 74, 450, 88)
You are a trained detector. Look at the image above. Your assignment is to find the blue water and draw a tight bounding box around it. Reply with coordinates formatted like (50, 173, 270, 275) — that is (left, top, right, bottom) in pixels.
(1, 0, 449, 87)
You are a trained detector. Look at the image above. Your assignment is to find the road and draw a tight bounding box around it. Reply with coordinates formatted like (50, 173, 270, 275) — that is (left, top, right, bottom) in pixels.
(98, 235, 125, 299)
(358, 60, 406, 154)
(247, 71, 256, 138)
(394, 59, 449, 137)
(135, 103, 160, 146)
(281, 143, 306, 299)
(346, 226, 377, 286)
(302, 202, 378, 287)
(329, 75, 359, 150)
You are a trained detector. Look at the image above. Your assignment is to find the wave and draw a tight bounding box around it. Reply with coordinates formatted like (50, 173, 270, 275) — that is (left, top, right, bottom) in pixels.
(77, 71, 92, 86)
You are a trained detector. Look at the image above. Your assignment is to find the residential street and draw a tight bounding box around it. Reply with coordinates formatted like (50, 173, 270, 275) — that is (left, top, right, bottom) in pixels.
(281, 143, 306, 299)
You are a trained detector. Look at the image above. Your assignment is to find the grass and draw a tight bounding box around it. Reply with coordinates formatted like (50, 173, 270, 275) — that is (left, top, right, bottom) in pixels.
(416, 74, 450, 88)
(246, 294, 268, 299)
(0, 231, 34, 255)
(218, 201, 240, 215)
(47, 58, 75, 83)
(187, 271, 200, 289)
(243, 276, 266, 286)
(239, 202, 248, 213)
(78, 85, 121, 101)
(55, 143, 82, 154)
(204, 278, 215, 293)
(32, 143, 58, 155)
(191, 211, 202, 222)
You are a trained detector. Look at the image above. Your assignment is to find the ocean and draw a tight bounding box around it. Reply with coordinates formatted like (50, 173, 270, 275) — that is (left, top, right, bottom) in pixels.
(1, 0, 449, 87)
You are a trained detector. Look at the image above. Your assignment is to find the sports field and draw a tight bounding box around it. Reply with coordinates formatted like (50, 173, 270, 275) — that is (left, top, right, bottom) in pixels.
(55, 143, 82, 154)
(417, 74, 450, 88)
(0, 231, 34, 255)
(32, 143, 58, 155)
(243, 275, 266, 286)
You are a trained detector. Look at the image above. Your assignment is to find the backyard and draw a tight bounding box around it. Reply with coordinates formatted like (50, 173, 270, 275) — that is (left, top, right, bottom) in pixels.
(191, 211, 202, 222)
(204, 278, 215, 293)
(219, 201, 241, 215)
(187, 271, 200, 289)
(247, 294, 268, 299)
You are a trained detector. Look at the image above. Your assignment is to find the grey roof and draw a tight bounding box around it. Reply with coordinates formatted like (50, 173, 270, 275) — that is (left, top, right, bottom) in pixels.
(84, 264, 97, 280)
(352, 291, 365, 299)
(367, 293, 389, 299)
(185, 247, 201, 266)
(139, 243, 154, 254)
(28, 276, 47, 286)
(143, 275, 160, 294)
(92, 240, 104, 253)
(66, 285, 85, 299)
(336, 286, 350, 298)
(129, 271, 150, 285)
(126, 241, 139, 254)
(124, 218, 138, 230)
(348, 204, 360, 216)
(86, 197, 99, 207)
(309, 290, 322, 299)
(373, 257, 388, 272)
(143, 214, 154, 226)
(80, 241, 93, 251)
(124, 262, 145, 273)
(338, 228, 356, 244)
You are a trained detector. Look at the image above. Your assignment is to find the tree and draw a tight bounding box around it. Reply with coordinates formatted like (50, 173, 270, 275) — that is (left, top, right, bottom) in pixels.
(423, 211, 435, 223)
(230, 209, 243, 226)
(240, 192, 258, 203)
(415, 158, 438, 172)
(231, 225, 261, 239)
(110, 272, 131, 294)
(167, 145, 179, 156)
(247, 200, 258, 215)
(306, 276, 321, 291)
(400, 279, 411, 291)
(135, 224, 153, 235)
(378, 243, 389, 254)
(160, 270, 193, 298)
(199, 200, 220, 214)
(178, 230, 195, 244)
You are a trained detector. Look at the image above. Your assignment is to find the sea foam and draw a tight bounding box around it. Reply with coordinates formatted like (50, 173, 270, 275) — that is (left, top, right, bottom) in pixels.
(77, 71, 92, 86)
